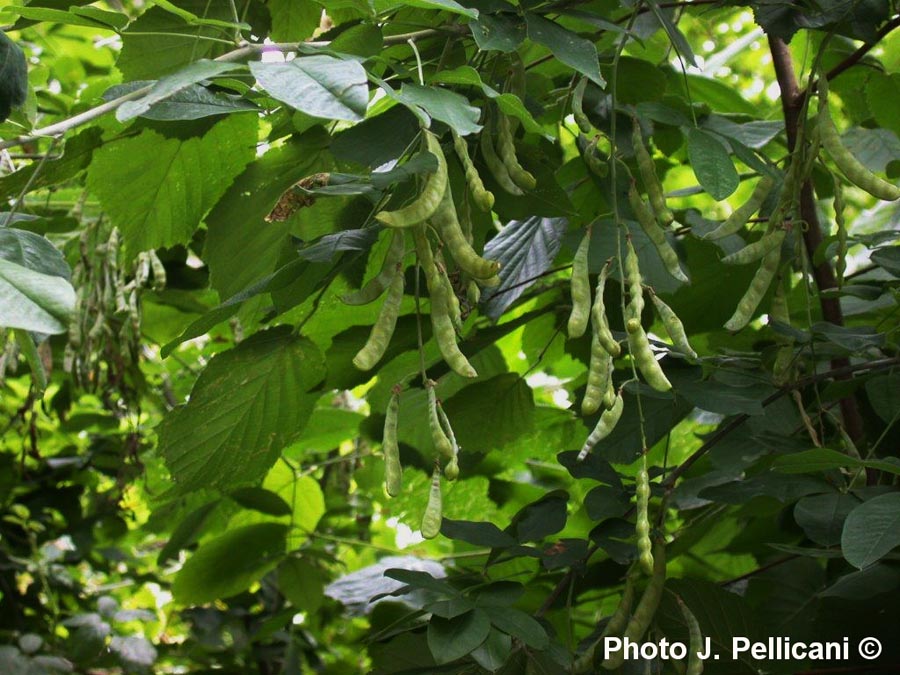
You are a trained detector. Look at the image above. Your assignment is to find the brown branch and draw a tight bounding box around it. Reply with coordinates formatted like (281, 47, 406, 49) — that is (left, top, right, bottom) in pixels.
(768, 36, 866, 449)
(820, 15, 900, 86)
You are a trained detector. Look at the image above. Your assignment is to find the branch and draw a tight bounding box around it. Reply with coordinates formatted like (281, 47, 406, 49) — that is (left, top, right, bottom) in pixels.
(768, 35, 866, 447)
(0, 27, 453, 151)
(820, 15, 900, 86)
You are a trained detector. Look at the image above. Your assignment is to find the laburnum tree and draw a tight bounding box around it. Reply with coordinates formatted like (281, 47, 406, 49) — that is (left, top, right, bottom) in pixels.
(1, 0, 899, 673)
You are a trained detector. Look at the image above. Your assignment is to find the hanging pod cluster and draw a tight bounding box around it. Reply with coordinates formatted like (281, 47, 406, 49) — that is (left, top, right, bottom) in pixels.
(346, 129, 505, 379)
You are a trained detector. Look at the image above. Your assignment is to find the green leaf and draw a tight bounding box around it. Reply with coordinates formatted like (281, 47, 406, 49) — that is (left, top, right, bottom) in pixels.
(228, 487, 292, 516)
(401, 0, 477, 17)
(509, 491, 568, 543)
(394, 83, 482, 136)
(687, 128, 739, 200)
(3, 6, 111, 29)
(278, 557, 324, 612)
(427, 609, 491, 665)
(470, 628, 511, 672)
(483, 607, 549, 649)
(116, 60, 243, 121)
(86, 114, 257, 253)
(267, 0, 322, 41)
(0, 258, 75, 334)
(841, 492, 900, 569)
(0, 228, 71, 280)
(470, 13, 525, 52)
(205, 127, 330, 299)
(794, 492, 860, 546)
(440, 519, 517, 548)
(773, 448, 863, 474)
(819, 563, 900, 600)
(249, 56, 368, 122)
(259, 467, 325, 548)
(172, 523, 288, 604)
(157, 500, 221, 565)
(866, 73, 900, 138)
(441, 375, 536, 453)
(525, 13, 605, 87)
(866, 374, 900, 423)
(0, 32, 27, 123)
(158, 328, 326, 492)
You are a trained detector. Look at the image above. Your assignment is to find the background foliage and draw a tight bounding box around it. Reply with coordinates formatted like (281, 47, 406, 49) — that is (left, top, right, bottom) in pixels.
(1, 0, 899, 673)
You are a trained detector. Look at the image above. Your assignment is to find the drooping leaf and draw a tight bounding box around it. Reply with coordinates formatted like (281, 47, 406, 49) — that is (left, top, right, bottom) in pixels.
(250, 55, 368, 122)
(394, 83, 482, 135)
(158, 328, 326, 492)
(0, 258, 75, 334)
(86, 114, 257, 253)
(687, 127, 739, 200)
(427, 609, 491, 665)
(172, 523, 288, 604)
(841, 492, 900, 569)
(525, 14, 605, 87)
(794, 492, 860, 546)
(0, 32, 27, 122)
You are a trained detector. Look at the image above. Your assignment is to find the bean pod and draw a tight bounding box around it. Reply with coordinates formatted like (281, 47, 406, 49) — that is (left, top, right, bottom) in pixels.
(632, 118, 674, 227)
(677, 596, 704, 675)
(572, 77, 592, 133)
(433, 183, 501, 280)
(568, 228, 592, 338)
(421, 465, 443, 539)
(650, 291, 697, 360)
(591, 261, 621, 357)
(628, 325, 672, 392)
(452, 130, 495, 211)
(724, 245, 781, 332)
(628, 183, 687, 282)
(578, 391, 624, 461)
(383, 389, 402, 497)
(437, 403, 460, 480)
(720, 228, 785, 266)
(343, 229, 406, 305)
(496, 112, 537, 190)
(481, 116, 524, 196)
(352, 265, 405, 371)
(625, 237, 644, 325)
(704, 175, 776, 240)
(427, 382, 455, 460)
(582, 334, 614, 416)
(635, 456, 653, 575)
(376, 131, 449, 228)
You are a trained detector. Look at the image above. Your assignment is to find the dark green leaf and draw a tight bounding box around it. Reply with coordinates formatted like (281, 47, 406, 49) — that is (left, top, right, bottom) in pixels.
(0, 32, 27, 122)
(794, 492, 860, 546)
(157, 500, 221, 565)
(228, 487, 293, 516)
(470, 13, 525, 52)
(172, 523, 288, 604)
(440, 519, 517, 548)
(525, 13, 604, 87)
(483, 607, 549, 650)
(427, 609, 491, 665)
(441, 375, 536, 453)
(395, 83, 482, 136)
(841, 492, 900, 569)
(470, 628, 511, 672)
(687, 128, 739, 200)
(0, 258, 75, 334)
(509, 490, 568, 543)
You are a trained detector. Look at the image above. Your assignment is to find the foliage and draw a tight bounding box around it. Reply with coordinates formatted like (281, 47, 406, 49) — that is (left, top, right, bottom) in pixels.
(1, 0, 899, 673)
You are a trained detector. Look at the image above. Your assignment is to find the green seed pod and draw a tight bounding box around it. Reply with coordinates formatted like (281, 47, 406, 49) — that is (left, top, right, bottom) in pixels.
(705, 175, 776, 240)
(677, 596, 704, 675)
(632, 118, 674, 227)
(582, 334, 613, 416)
(343, 229, 407, 305)
(466, 279, 481, 306)
(724, 246, 781, 332)
(452, 129, 495, 211)
(628, 184, 687, 282)
(496, 112, 537, 191)
(626, 317, 641, 334)
(720, 228, 786, 266)
(818, 85, 900, 202)
(578, 391, 624, 461)
(568, 228, 592, 338)
(384, 390, 402, 497)
(433, 183, 501, 280)
(650, 292, 697, 360)
(572, 77, 592, 133)
(376, 131, 449, 228)
(427, 382, 454, 460)
(434, 250, 463, 331)
(421, 465, 443, 539)
(625, 237, 644, 324)
(591, 261, 621, 357)
(437, 403, 460, 481)
(601, 539, 666, 671)
(628, 325, 672, 392)
(148, 249, 166, 290)
(575, 569, 638, 673)
(635, 459, 653, 576)
(584, 137, 609, 178)
(481, 117, 524, 196)
(352, 266, 405, 371)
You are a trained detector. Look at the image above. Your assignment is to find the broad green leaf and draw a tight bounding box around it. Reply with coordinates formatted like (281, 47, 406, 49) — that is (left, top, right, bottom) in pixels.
(603, 57, 666, 104)
(116, 60, 243, 121)
(427, 609, 491, 665)
(278, 557, 324, 612)
(525, 14, 605, 87)
(469, 628, 511, 672)
(841, 492, 900, 569)
(205, 128, 330, 300)
(509, 491, 568, 543)
(0, 32, 27, 123)
(400, 0, 477, 17)
(267, 0, 321, 41)
(819, 563, 900, 599)
(700, 473, 830, 504)
(116, 1, 235, 80)
(87, 114, 257, 253)
(0, 258, 75, 334)
(3, 6, 111, 29)
(687, 128, 739, 200)
(172, 523, 288, 604)
(483, 607, 549, 649)
(250, 56, 368, 121)
(0, 228, 71, 279)
(131, 84, 257, 120)
(840, 127, 900, 174)
(866, 374, 900, 423)
(794, 493, 860, 546)
(440, 520, 517, 548)
(470, 13, 525, 52)
(157, 500, 221, 565)
(395, 83, 482, 135)
(866, 73, 900, 138)
(260, 466, 325, 547)
(332, 104, 420, 168)
(70, 6, 129, 30)
(0, 127, 102, 196)
(158, 328, 326, 492)
(441, 375, 536, 453)
(228, 487, 292, 516)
